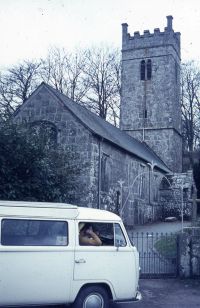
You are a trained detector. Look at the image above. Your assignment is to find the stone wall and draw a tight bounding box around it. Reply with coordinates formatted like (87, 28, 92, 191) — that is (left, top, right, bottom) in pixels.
(179, 227, 200, 278)
(94, 139, 164, 226)
(160, 171, 194, 219)
(14, 85, 165, 226)
(14, 86, 98, 207)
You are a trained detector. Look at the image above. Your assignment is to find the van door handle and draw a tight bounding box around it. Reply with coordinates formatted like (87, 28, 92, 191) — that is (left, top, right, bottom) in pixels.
(75, 258, 86, 264)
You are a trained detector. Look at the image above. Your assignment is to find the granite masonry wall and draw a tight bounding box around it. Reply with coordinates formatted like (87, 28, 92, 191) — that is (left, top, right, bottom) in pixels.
(120, 16, 182, 172)
(179, 227, 200, 278)
(14, 85, 165, 226)
(160, 171, 194, 219)
(14, 86, 98, 206)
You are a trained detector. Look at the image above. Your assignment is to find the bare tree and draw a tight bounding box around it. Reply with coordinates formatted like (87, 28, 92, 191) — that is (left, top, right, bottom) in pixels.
(64, 50, 90, 102)
(0, 60, 41, 118)
(40, 47, 90, 103)
(0, 46, 121, 126)
(181, 61, 200, 166)
(83, 46, 121, 125)
(0, 73, 16, 118)
(40, 47, 67, 93)
(109, 55, 121, 126)
(40, 46, 121, 126)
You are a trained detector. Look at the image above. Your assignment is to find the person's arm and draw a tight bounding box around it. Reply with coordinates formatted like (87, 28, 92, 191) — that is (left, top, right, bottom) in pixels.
(88, 230, 102, 246)
(80, 230, 102, 246)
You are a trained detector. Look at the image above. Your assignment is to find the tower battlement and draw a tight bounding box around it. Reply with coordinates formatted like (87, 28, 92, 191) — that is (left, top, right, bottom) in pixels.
(122, 16, 180, 57)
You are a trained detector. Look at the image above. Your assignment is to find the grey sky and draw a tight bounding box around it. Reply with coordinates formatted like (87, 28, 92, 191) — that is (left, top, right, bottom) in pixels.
(0, 0, 199, 69)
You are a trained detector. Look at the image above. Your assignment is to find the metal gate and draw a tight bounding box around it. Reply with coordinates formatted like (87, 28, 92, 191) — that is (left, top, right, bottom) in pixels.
(130, 232, 179, 278)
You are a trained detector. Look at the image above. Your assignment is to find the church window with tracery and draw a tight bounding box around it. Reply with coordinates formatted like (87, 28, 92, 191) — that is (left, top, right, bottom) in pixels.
(140, 59, 152, 80)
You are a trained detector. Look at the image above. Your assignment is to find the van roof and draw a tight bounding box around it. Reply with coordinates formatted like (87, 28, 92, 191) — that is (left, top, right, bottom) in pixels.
(0, 201, 121, 222)
(0, 200, 78, 209)
(77, 207, 120, 221)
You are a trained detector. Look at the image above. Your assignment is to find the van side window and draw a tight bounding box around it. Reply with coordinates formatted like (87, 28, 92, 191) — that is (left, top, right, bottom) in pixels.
(79, 222, 114, 246)
(79, 222, 126, 246)
(1, 219, 68, 246)
(114, 223, 127, 247)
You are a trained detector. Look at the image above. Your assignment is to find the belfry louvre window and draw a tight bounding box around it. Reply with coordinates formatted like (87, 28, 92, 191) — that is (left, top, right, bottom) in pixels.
(140, 59, 152, 80)
(147, 59, 152, 80)
(140, 60, 146, 80)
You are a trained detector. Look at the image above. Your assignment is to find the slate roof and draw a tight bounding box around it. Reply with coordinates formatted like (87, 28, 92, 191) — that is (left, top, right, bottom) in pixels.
(16, 82, 171, 173)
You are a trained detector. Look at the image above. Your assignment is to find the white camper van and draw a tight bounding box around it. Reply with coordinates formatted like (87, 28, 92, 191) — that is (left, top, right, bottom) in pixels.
(0, 201, 141, 307)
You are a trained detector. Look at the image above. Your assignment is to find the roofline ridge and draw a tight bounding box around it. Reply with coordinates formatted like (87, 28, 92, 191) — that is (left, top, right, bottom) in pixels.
(41, 84, 170, 173)
(43, 82, 123, 132)
(13, 82, 170, 174)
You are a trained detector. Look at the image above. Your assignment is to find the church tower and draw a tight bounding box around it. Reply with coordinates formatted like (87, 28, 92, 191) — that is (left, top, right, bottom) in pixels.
(120, 16, 182, 172)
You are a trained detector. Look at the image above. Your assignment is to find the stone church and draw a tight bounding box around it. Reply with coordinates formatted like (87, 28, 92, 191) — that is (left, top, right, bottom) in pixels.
(14, 16, 193, 226)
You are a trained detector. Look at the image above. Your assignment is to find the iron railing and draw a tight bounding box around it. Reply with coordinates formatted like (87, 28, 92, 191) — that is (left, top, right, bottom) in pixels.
(129, 232, 179, 278)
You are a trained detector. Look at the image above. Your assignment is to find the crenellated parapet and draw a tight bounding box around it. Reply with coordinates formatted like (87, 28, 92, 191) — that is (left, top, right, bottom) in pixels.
(122, 16, 180, 57)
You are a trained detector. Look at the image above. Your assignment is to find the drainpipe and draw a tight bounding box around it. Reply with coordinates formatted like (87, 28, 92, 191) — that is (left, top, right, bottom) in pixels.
(98, 138, 102, 209)
(149, 167, 151, 204)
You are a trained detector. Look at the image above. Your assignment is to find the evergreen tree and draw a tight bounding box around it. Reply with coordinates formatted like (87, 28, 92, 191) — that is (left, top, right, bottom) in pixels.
(0, 121, 81, 203)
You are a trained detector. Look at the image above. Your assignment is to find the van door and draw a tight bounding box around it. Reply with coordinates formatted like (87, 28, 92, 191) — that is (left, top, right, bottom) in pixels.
(74, 222, 138, 300)
(0, 218, 74, 306)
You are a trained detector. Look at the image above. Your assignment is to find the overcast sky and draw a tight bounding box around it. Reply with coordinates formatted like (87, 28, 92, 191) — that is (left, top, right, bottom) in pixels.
(0, 0, 200, 69)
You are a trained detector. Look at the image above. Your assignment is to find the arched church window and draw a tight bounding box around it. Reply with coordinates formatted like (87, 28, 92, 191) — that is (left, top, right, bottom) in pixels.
(147, 59, 152, 80)
(29, 121, 58, 149)
(140, 60, 146, 80)
(159, 177, 171, 190)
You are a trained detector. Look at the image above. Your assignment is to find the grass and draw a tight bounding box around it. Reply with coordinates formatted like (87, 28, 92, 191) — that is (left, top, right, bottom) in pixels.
(154, 234, 177, 258)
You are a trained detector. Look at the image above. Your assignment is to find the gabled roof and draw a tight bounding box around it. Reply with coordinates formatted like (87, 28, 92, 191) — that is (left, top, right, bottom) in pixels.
(15, 82, 171, 173)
